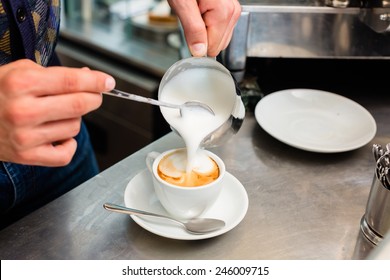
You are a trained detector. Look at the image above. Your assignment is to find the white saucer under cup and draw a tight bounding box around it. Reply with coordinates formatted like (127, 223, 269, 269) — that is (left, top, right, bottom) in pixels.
(124, 169, 248, 240)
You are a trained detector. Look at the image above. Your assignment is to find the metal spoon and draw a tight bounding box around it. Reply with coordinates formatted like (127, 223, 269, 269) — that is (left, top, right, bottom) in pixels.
(103, 89, 214, 116)
(103, 203, 225, 234)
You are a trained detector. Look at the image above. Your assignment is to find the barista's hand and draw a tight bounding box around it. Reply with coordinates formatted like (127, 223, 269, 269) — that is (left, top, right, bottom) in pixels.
(168, 0, 241, 57)
(0, 59, 115, 166)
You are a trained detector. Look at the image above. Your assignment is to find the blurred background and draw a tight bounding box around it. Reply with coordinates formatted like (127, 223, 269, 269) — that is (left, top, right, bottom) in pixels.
(58, 0, 390, 170)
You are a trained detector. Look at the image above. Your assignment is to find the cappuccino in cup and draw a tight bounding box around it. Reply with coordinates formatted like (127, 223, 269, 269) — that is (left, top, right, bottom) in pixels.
(157, 149, 219, 187)
(146, 148, 225, 219)
(145, 57, 234, 219)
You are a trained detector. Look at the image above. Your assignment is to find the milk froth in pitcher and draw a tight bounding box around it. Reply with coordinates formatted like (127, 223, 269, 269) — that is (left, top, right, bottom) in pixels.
(158, 57, 245, 175)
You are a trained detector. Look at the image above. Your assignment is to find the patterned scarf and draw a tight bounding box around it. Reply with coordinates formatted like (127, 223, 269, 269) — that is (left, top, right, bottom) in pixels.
(0, 0, 60, 66)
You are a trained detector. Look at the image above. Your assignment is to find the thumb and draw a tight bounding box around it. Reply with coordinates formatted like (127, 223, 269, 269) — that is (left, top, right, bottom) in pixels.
(169, 0, 208, 57)
(188, 42, 207, 57)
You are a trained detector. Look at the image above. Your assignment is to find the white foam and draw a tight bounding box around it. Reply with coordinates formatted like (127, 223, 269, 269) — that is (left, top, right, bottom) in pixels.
(158, 151, 185, 178)
(159, 150, 216, 178)
(160, 67, 235, 170)
(191, 152, 215, 173)
(167, 150, 186, 171)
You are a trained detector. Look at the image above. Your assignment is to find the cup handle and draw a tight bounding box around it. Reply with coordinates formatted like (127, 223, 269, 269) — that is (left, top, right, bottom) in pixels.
(146, 151, 160, 173)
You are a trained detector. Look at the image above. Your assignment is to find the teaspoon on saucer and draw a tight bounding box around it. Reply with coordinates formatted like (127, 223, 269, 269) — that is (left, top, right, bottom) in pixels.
(103, 202, 225, 234)
(103, 89, 214, 117)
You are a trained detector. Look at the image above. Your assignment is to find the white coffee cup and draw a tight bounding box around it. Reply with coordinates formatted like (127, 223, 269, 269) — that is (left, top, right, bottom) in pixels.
(146, 148, 225, 220)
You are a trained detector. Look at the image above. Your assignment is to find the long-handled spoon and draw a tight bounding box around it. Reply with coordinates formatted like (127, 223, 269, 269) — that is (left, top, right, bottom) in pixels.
(103, 202, 225, 234)
(103, 89, 214, 116)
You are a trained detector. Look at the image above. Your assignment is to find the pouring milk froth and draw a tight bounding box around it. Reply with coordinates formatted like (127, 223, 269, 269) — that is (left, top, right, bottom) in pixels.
(159, 66, 236, 173)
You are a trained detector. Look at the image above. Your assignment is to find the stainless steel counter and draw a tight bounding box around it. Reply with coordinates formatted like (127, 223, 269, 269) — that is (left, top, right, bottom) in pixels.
(0, 92, 389, 260)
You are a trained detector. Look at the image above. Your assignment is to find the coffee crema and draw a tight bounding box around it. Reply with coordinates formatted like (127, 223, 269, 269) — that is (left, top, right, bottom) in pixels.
(157, 150, 219, 187)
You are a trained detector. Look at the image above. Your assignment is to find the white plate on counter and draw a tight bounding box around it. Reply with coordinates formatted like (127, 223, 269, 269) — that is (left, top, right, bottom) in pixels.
(124, 169, 248, 240)
(255, 89, 377, 153)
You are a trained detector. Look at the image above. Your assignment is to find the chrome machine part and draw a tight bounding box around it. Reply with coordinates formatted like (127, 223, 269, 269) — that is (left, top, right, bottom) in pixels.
(221, 0, 390, 83)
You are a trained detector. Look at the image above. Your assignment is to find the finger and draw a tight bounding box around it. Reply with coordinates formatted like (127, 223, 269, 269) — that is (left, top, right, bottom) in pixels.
(38, 93, 103, 122)
(24, 66, 115, 97)
(207, 24, 234, 57)
(168, 0, 208, 57)
(6, 92, 102, 126)
(200, 0, 241, 56)
(13, 138, 77, 167)
(219, 28, 234, 51)
(10, 118, 82, 150)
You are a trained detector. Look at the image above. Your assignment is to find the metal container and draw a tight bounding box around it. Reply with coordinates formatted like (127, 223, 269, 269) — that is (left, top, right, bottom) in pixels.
(361, 173, 390, 245)
(353, 148, 390, 259)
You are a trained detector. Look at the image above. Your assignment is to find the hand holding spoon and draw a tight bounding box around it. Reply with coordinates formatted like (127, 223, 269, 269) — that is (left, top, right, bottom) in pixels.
(103, 202, 225, 234)
(103, 89, 214, 116)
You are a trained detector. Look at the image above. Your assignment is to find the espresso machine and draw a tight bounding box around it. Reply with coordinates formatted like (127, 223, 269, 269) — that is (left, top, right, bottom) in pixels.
(220, 0, 390, 110)
(222, 0, 390, 82)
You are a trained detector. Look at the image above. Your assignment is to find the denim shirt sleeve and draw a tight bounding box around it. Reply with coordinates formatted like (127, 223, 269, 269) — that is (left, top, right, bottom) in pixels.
(3, 0, 36, 61)
(0, 0, 60, 66)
